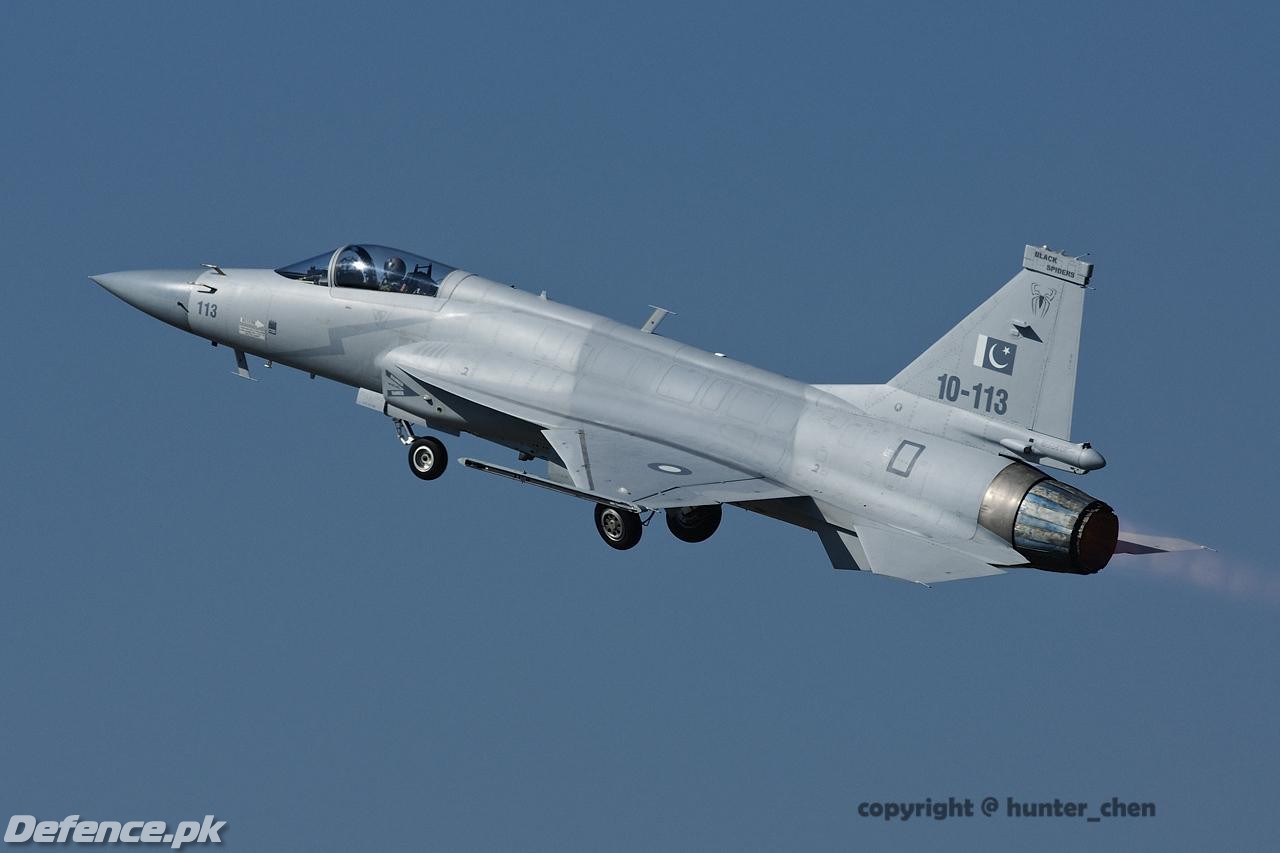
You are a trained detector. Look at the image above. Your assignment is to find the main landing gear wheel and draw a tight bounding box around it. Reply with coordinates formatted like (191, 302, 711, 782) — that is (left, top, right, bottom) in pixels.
(665, 504, 722, 543)
(407, 436, 448, 480)
(594, 503, 643, 550)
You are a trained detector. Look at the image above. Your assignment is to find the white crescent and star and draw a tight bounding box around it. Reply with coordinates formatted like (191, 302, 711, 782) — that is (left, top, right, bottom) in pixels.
(987, 343, 1009, 369)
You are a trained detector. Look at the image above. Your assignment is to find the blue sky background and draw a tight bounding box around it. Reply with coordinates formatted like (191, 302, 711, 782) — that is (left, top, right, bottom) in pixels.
(2, 2, 1277, 850)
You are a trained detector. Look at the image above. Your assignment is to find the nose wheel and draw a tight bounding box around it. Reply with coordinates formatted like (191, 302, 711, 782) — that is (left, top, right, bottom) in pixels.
(407, 436, 448, 479)
(395, 419, 448, 481)
(407, 436, 448, 480)
(594, 503, 643, 550)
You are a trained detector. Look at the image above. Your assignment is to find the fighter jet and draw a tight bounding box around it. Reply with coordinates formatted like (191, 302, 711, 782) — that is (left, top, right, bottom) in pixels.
(91, 243, 1201, 584)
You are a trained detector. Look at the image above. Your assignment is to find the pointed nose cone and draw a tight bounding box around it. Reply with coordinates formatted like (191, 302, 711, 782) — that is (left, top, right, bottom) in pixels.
(90, 269, 200, 330)
(89, 271, 135, 300)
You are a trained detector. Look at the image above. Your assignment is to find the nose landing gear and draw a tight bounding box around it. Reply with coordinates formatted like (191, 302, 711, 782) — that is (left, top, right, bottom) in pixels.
(395, 418, 448, 480)
(408, 436, 448, 480)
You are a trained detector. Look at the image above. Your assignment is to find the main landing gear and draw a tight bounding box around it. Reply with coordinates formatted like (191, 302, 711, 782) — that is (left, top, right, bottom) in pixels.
(665, 504, 722, 543)
(594, 504, 644, 550)
(390, 418, 722, 550)
(395, 419, 448, 480)
(592, 503, 724, 550)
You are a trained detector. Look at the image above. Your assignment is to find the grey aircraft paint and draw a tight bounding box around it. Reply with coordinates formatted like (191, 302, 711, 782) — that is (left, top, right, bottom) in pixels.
(91, 243, 1202, 585)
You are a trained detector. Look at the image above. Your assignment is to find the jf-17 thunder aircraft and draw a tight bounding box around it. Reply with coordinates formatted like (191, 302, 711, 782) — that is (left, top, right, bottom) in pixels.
(91, 242, 1201, 585)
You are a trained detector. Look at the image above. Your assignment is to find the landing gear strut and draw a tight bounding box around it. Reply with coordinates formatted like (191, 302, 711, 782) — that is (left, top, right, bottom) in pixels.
(395, 419, 448, 480)
(665, 504, 722, 543)
(594, 503, 643, 550)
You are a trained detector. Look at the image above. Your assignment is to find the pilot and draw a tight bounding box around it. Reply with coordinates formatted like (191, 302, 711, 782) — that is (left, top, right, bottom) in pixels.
(382, 256, 407, 291)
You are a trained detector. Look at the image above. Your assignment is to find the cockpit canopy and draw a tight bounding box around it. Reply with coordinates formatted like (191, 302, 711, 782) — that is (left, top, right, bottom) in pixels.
(275, 244, 457, 297)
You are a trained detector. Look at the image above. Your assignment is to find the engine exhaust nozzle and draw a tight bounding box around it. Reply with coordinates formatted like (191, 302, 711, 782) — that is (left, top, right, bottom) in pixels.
(978, 462, 1118, 574)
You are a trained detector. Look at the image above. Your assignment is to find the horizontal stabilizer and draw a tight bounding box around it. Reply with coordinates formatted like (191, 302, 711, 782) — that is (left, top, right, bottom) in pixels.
(1115, 531, 1210, 555)
(851, 520, 1022, 586)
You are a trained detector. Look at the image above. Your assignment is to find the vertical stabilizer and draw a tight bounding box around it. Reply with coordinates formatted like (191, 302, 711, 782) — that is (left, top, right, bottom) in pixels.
(887, 245, 1093, 440)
